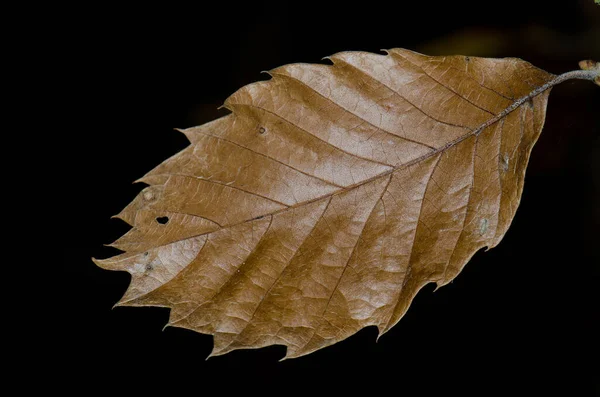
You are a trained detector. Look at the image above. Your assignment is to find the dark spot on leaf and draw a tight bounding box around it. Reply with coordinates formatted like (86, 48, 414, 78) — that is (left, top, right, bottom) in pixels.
(145, 263, 154, 272)
(465, 56, 471, 62)
(156, 216, 169, 225)
(144, 252, 149, 257)
(258, 126, 266, 134)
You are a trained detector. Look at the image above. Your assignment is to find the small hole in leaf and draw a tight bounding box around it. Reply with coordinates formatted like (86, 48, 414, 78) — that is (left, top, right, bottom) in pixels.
(156, 216, 169, 225)
(258, 126, 266, 134)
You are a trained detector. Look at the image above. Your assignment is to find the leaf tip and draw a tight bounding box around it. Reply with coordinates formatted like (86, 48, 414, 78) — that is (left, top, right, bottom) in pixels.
(92, 253, 132, 272)
(206, 346, 227, 359)
(280, 347, 308, 361)
(133, 174, 158, 185)
(92, 256, 110, 270)
(278, 355, 290, 363)
(103, 242, 117, 249)
(110, 211, 133, 225)
(280, 346, 311, 361)
(206, 345, 228, 360)
(173, 127, 198, 144)
(376, 326, 389, 342)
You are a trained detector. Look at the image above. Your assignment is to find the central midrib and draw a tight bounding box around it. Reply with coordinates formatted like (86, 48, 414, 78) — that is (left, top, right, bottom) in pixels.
(152, 74, 556, 248)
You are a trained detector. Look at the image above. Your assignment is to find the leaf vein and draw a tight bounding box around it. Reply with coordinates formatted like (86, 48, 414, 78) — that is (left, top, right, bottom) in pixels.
(296, 174, 393, 354)
(194, 127, 343, 188)
(216, 197, 333, 353)
(381, 152, 442, 332)
(270, 71, 437, 149)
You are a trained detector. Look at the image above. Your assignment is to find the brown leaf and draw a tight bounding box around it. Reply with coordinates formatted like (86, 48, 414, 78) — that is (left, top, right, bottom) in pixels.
(95, 49, 557, 359)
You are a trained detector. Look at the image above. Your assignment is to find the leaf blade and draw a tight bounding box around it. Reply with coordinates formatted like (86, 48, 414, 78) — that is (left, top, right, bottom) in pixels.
(99, 49, 554, 358)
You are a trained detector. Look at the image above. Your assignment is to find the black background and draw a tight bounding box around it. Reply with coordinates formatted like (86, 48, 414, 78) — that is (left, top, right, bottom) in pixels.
(49, 1, 599, 394)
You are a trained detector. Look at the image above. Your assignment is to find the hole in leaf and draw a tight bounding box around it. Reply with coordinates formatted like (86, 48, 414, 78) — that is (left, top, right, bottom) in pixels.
(156, 216, 169, 225)
(258, 126, 266, 134)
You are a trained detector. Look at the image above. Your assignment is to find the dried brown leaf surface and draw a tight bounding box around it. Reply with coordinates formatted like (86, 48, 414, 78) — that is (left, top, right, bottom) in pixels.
(96, 49, 555, 359)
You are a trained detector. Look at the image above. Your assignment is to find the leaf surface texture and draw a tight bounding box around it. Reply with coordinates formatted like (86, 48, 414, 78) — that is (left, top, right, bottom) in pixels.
(96, 49, 554, 358)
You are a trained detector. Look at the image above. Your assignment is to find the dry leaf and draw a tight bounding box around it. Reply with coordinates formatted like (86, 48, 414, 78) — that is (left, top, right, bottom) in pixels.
(95, 49, 597, 359)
